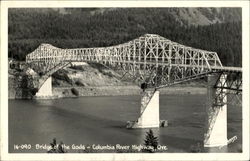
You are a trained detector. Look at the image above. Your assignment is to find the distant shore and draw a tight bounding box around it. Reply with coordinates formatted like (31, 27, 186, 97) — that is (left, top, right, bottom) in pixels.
(8, 62, 207, 99)
(9, 85, 206, 99)
(52, 85, 206, 99)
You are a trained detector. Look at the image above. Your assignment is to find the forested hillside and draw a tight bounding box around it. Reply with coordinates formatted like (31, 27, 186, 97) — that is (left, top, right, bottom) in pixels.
(8, 8, 242, 66)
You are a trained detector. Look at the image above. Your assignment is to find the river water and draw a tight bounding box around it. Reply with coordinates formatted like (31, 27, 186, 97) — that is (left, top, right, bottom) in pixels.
(8, 94, 242, 153)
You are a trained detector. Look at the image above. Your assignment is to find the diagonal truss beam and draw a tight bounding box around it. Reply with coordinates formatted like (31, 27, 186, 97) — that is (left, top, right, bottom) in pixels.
(25, 34, 241, 93)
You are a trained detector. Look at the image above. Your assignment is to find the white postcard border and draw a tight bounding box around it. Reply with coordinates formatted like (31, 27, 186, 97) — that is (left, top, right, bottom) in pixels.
(1, 1, 249, 160)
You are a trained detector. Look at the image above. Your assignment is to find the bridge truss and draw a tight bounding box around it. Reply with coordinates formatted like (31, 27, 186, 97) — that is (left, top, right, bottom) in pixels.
(26, 34, 241, 94)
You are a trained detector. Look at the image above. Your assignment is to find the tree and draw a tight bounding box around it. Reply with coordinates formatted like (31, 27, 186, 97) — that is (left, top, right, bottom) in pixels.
(47, 138, 67, 153)
(144, 129, 158, 152)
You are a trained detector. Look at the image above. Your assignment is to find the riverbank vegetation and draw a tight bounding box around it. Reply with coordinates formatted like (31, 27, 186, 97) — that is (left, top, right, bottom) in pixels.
(144, 129, 159, 152)
(47, 138, 67, 153)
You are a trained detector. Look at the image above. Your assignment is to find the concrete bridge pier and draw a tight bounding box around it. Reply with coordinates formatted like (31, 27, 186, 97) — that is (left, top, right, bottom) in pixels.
(127, 89, 166, 128)
(35, 76, 53, 98)
(204, 74, 228, 147)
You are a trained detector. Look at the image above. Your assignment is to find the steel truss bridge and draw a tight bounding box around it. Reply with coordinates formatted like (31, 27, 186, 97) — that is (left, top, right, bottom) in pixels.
(26, 34, 242, 94)
(25, 33, 242, 147)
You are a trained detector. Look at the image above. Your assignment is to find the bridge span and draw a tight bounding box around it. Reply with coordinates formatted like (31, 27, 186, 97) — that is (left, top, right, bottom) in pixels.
(25, 34, 242, 148)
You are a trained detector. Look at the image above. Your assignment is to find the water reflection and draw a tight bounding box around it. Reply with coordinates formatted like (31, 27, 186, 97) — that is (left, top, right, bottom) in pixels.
(204, 146, 228, 153)
(33, 99, 55, 107)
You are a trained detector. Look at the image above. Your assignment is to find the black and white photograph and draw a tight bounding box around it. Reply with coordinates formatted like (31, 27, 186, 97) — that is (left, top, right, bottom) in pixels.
(1, 0, 249, 161)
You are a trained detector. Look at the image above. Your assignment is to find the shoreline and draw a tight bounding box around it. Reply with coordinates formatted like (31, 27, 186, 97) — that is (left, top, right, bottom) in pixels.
(9, 85, 207, 99)
(35, 86, 206, 99)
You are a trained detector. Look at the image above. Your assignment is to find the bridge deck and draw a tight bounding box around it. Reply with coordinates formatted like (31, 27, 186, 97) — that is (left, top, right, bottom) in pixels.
(28, 59, 242, 73)
(211, 66, 242, 72)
